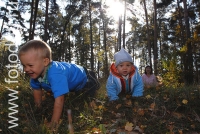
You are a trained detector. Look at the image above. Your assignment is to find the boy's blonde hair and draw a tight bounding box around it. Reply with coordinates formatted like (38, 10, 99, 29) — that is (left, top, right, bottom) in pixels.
(18, 40, 52, 60)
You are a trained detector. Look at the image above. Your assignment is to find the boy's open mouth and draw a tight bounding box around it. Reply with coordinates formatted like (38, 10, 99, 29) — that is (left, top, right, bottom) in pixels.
(27, 72, 34, 77)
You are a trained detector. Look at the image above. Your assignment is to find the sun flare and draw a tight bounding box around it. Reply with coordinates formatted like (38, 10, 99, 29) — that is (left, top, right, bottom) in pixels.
(106, 0, 125, 20)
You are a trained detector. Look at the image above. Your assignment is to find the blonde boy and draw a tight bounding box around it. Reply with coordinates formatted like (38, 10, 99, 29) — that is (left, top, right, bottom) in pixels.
(18, 40, 100, 128)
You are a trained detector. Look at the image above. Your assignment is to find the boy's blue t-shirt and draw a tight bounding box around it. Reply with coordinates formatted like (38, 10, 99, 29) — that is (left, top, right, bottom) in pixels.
(30, 61, 87, 98)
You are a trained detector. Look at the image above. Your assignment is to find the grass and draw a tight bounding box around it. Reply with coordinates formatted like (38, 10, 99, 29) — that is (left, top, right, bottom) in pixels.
(0, 79, 200, 134)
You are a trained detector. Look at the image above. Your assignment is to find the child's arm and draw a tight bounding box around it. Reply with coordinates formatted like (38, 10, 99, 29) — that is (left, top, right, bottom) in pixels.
(33, 89, 42, 107)
(132, 71, 144, 97)
(51, 95, 64, 124)
(106, 75, 119, 101)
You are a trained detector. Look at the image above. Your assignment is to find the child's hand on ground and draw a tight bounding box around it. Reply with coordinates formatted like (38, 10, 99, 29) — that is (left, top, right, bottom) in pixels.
(106, 99, 121, 109)
(34, 105, 42, 115)
(45, 121, 59, 133)
(108, 100, 118, 105)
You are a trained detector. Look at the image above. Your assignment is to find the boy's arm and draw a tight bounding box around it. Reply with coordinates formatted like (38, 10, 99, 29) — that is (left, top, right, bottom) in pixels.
(51, 95, 64, 124)
(33, 89, 42, 107)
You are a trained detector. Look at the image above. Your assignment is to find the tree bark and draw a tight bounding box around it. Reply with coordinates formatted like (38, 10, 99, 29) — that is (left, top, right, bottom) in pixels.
(118, 15, 122, 50)
(183, 0, 193, 84)
(142, 0, 152, 67)
(44, 0, 49, 42)
(177, 0, 184, 70)
(103, 20, 109, 77)
(29, 0, 39, 40)
(29, 0, 34, 40)
(123, 0, 126, 49)
(89, 0, 94, 71)
(153, 0, 158, 75)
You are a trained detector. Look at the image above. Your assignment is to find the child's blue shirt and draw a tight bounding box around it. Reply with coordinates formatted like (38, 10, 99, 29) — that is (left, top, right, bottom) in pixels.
(30, 61, 87, 98)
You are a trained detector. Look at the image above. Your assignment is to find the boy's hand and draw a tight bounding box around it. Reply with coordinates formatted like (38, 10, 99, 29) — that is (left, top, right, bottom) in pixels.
(34, 105, 42, 114)
(45, 121, 59, 132)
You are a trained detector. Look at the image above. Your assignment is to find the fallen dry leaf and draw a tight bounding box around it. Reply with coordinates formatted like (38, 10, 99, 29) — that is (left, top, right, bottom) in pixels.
(132, 107, 137, 112)
(172, 112, 183, 119)
(140, 125, 147, 132)
(125, 122, 133, 131)
(149, 103, 156, 111)
(182, 99, 188, 104)
(191, 124, 195, 129)
(91, 127, 101, 133)
(145, 94, 151, 99)
(178, 129, 183, 134)
(167, 122, 174, 133)
(138, 108, 145, 116)
(125, 99, 132, 107)
(98, 105, 103, 110)
(116, 104, 122, 109)
(90, 100, 97, 109)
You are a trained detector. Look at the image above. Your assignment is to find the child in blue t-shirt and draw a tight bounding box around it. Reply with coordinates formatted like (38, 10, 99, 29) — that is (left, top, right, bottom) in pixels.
(18, 39, 100, 129)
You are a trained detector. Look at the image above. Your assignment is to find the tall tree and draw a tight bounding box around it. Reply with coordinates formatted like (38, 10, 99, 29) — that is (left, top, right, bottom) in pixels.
(29, 0, 39, 40)
(153, 0, 158, 75)
(44, 0, 49, 42)
(122, 0, 126, 48)
(89, 0, 94, 71)
(29, 0, 34, 40)
(176, 0, 184, 71)
(142, 0, 152, 67)
(118, 15, 122, 51)
(183, 0, 193, 84)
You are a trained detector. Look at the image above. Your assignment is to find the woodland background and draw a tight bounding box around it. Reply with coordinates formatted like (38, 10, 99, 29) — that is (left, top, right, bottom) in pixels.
(0, 0, 200, 133)
(0, 0, 200, 86)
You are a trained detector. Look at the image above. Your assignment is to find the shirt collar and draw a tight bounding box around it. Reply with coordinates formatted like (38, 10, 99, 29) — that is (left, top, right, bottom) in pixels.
(38, 63, 52, 84)
(122, 74, 129, 80)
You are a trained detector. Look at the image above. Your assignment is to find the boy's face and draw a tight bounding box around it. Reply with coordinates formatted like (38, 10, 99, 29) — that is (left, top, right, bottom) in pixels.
(116, 62, 133, 76)
(19, 49, 50, 79)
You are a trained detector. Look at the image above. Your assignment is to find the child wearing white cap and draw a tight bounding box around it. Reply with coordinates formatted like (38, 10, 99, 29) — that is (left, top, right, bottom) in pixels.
(106, 48, 144, 101)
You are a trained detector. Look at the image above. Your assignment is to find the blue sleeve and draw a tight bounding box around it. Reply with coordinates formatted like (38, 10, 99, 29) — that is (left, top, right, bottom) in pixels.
(132, 71, 144, 97)
(48, 74, 69, 98)
(30, 79, 41, 89)
(106, 75, 119, 101)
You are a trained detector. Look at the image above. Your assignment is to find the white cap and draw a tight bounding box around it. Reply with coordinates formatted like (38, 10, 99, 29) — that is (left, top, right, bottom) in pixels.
(114, 48, 133, 66)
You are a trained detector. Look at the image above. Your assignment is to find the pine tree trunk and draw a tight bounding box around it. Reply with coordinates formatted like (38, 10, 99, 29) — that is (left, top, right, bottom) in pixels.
(143, 0, 152, 66)
(44, 0, 49, 42)
(153, 0, 158, 75)
(89, 0, 94, 71)
(123, 0, 126, 49)
(183, 0, 193, 84)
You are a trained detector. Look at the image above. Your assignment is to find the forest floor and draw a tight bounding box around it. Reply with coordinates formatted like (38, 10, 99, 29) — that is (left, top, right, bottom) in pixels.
(0, 79, 200, 134)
